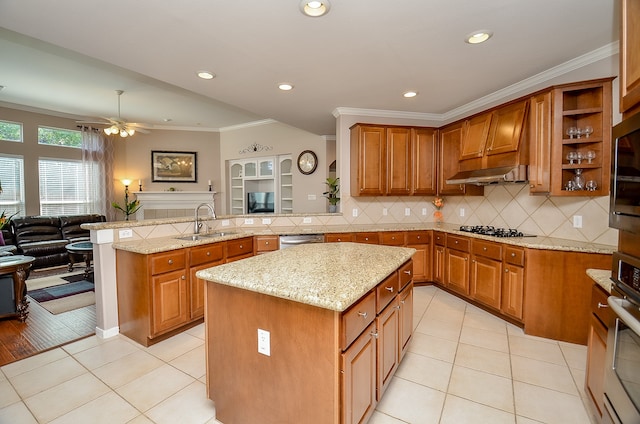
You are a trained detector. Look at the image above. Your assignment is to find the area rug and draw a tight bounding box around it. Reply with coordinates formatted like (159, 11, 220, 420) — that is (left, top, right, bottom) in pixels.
(26, 272, 95, 315)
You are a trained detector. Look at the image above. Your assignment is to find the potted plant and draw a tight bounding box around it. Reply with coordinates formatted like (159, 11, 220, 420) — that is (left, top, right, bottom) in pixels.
(323, 177, 340, 213)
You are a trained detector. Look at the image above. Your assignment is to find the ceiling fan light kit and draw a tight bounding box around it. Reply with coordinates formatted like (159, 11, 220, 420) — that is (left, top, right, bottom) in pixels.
(78, 89, 150, 138)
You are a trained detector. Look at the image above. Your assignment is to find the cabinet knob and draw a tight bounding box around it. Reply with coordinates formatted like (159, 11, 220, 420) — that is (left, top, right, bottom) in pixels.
(206, 251, 211, 256)
(239, 245, 243, 249)
(465, 257, 468, 261)
(168, 259, 174, 265)
(416, 236, 421, 240)
(530, 184, 535, 188)
(597, 302, 609, 309)
(364, 237, 369, 241)
(483, 247, 487, 251)
(505, 269, 509, 273)
(265, 241, 269, 245)
(395, 305, 401, 310)
(358, 311, 368, 319)
(370, 331, 379, 339)
(181, 275, 185, 280)
(385, 286, 394, 292)
(401, 300, 405, 304)
(455, 240, 459, 244)
(511, 253, 516, 257)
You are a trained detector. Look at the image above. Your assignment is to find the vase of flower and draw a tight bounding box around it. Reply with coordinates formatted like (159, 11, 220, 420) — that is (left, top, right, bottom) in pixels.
(432, 196, 444, 224)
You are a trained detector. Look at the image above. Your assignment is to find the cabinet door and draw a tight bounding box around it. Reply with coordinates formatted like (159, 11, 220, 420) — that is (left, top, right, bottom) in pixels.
(398, 283, 413, 361)
(411, 128, 438, 195)
(460, 113, 492, 160)
(341, 322, 377, 424)
(528, 91, 553, 193)
(190, 261, 223, 319)
(502, 265, 524, 321)
(438, 123, 482, 196)
(586, 315, 608, 416)
(446, 249, 470, 295)
(386, 127, 412, 195)
(408, 244, 429, 282)
(471, 255, 502, 310)
(485, 100, 527, 156)
(325, 233, 355, 243)
(151, 269, 189, 335)
(377, 299, 399, 400)
(258, 158, 274, 178)
(350, 125, 386, 196)
(434, 245, 446, 284)
(243, 161, 257, 178)
(620, 0, 640, 112)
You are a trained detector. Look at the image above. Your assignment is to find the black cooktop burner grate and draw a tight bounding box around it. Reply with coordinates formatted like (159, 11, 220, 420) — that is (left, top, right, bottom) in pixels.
(458, 225, 536, 238)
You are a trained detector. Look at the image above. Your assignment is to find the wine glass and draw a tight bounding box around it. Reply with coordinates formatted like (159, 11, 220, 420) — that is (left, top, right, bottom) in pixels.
(566, 127, 578, 139)
(565, 180, 576, 191)
(566, 151, 577, 164)
(583, 126, 593, 138)
(576, 151, 584, 165)
(586, 180, 598, 191)
(585, 150, 596, 164)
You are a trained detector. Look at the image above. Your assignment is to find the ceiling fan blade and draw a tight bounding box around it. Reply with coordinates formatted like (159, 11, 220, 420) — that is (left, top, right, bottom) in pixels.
(76, 120, 109, 125)
(132, 127, 151, 134)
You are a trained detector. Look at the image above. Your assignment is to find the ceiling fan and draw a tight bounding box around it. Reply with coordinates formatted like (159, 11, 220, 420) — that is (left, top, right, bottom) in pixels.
(77, 90, 151, 137)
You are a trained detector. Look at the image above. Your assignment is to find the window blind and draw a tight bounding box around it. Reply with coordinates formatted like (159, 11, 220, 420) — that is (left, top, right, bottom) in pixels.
(38, 158, 97, 215)
(0, 155, 25, 216)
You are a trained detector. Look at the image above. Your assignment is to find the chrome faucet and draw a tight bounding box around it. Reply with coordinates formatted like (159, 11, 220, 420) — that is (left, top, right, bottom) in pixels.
(194, 202, 216, 234)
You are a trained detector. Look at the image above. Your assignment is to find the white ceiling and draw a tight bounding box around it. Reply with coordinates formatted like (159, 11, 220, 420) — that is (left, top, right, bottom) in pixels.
(0, 0, 620, 136)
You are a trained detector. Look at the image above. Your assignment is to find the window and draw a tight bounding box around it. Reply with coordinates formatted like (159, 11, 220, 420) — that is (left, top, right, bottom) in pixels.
(0, 120, 23, 143)
(38, 126, 82, 148)
(38, 159, 98, 215)
(0, 155, 25, 216)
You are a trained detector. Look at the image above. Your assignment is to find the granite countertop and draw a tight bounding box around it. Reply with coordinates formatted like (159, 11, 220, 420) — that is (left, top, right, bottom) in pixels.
(196, 242, 415, 312)
(587, 268, 614, 293)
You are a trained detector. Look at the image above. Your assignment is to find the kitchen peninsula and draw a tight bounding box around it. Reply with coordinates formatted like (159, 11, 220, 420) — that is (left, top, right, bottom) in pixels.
(196, 242, 415, 424)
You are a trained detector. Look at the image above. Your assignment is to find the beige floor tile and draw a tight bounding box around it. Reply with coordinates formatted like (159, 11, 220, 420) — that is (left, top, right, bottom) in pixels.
(61, 335, 108, 355)
(146, 332, 204, 362)
(126, 414, 156, 424)
(185, 323, 205, 340)
(513, 381, 592, 424)
(415, 317, 462, 342)
(407, 332, 458, 363)
(376, 377, 446, 424)
(368, 410, 406, 423)
(516, 416, 546, 424)
(92, 350, 164, 389)
(0, 378, 20, 408)
(454, 343, 512, 378)
(169, 345, 206, 379)
(23, 373, 110, 423)
(395, 352, 453, 392)
(448, 365, 514, 413)
(1, 348, 67, 378)
(0, 401, 37, 424)
(146, 381, 216, 424)
(459, 326, 509, 353)
(463, 309, 508, 334)
(509, 335, 565, 365)
(9, 356, 88, 399)
(440, 394, 516, 424)
(116, 364, 194, 412)
(73, 337, 141, 370)
(48, 392, 139, 424)
(559, 342, 588, 371)
(511, 355, 578, 395)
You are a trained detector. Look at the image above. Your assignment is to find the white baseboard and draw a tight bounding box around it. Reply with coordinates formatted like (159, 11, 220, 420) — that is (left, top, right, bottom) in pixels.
(95, 326, 119, 339)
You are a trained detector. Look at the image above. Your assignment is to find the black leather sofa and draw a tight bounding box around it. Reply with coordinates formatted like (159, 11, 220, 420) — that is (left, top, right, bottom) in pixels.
(7, 214, 105, 269)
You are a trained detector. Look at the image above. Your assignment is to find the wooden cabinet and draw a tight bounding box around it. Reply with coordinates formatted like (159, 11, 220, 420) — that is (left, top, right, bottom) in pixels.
(528, 91, 553, 193)
(502, 247, 525, 321)
(350, 124, 438, 197)
(379, 231, 405, 246)
(376, 298, 399, 400)
(586, 284, 615, 417)
(406, 231, 431, 282)
(254, 235, 279, 254)
(341, 321, 377, 424)
(445, 235, 470, 295)
(438, 122, 483, 196)
(470, 239, 503, 310)
(151, 267, 189, 335)
(549, 79, 613, 196)
(189, 243, 224, 319)
(620, 0, 640, 114)
(433, 232, 446, 284)
(486, 101, 528, 157)
(325, 233, 355, 243)
(226, 236, 254, 262)
(398, 282, 413, 361)
(355, 232, 378, 244)
(460, 112, 493, 160)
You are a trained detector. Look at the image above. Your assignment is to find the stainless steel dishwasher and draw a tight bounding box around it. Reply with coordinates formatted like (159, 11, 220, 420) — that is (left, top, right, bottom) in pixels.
(278, 234, 324, 249)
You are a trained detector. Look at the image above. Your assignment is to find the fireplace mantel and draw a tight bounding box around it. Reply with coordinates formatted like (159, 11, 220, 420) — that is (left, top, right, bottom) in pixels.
(133, 191, 217, 220)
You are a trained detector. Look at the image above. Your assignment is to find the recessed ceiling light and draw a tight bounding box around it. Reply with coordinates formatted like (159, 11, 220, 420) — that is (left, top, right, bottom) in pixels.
(465, 30, 493, 44)
(403, 91, 418, 98)
(300, 0, 331, 17)
(278, 83, 294, 91)
(197, 71, 215, 80)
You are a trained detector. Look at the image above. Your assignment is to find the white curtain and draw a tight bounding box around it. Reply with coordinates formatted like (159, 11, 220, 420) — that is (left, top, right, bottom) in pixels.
(81, 127, 115, 220)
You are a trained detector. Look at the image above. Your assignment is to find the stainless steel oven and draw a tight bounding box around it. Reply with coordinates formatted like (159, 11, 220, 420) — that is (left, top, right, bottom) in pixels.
(605, 252, 640, 423)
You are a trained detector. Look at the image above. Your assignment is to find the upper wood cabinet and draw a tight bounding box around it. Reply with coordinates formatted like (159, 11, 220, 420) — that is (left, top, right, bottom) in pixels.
(438, 122, 483, 196)
(350, 124, 437, 196)
(486, 101, 528, 156)
(528, 91, 553, 193)
(620, 0, 640, 114)
(460, 112, 492, 160)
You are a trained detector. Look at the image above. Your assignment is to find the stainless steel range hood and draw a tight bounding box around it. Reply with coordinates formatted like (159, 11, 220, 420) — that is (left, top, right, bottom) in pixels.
(446, 165, 528, 186)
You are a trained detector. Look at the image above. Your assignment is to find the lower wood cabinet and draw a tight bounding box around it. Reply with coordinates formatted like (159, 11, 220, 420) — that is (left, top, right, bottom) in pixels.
(406, 231, 431, 282)
(254, 235, 279, 254)
(446, 246, 470, 295)
(151, 268, 189, 335)
(398, 282, 413, 361)
(470, 239, 503, 311)
(376, 298, 399, 400)
(341, 322, 377, 424)
(502, 247, 525, 321)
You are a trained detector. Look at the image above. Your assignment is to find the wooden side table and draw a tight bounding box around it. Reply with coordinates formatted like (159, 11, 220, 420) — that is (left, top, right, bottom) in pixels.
(65, 241, 94, 280)
(0, 255, 35, 322)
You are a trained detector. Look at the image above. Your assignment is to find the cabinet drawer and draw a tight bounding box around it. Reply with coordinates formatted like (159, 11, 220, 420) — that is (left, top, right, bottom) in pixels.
(325, 233, 354, 243)
(472, 240, 502, 261)
(255, 236, 279, 252)
(376, 272, 400, 314)
(434, 232, 446, 246)
(355, 232, 379, 244)
(380, 232, 405, 246)
(591, 284, 615, 328)
(446, 235, 469, 252)
(226, 237, 254, 259)
(341, 291, 376, 350)
(398, 260, 413, 290)
(151, 251, 186, 275)
(190, 243, 224, 266)
(407, 231, 430, 245)
(504, 247, 525, 266)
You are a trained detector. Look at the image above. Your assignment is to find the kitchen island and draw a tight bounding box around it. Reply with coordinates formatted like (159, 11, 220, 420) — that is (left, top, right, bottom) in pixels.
(196, 242, 415, 424)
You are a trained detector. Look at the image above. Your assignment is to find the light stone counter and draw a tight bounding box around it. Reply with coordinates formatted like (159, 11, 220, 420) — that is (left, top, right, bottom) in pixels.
(196, 242, 415, 312)
(587, 268, 615, 293)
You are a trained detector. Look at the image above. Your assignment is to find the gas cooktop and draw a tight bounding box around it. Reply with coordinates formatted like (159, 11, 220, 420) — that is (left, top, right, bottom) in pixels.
(458, 225, 536, 238)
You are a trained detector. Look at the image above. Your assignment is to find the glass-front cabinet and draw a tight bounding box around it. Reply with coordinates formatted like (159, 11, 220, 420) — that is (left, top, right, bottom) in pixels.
(279, 156, 293, 214)
(228, 155, 291, 214)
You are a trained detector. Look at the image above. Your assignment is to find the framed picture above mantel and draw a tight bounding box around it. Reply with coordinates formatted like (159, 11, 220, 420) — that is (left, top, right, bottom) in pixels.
(151, 151, 197, 182)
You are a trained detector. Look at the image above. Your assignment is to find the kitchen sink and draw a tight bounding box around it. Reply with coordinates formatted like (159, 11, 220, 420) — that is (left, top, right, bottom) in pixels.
(175, 231, 236, 241)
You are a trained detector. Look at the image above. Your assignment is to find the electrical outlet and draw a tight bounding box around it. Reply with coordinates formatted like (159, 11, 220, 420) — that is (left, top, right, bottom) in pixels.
(422, 208, 427, 216)
(303, 217, 312, 224)
(262, 218, 271, 225)
(382, 208, 388, 216)
(258, 329, 270, 356)
(221, 219, 230, 227)
(307, 194, 316, 200)
(118, 229, 133, 239)
(460, 208, 465, 217)
(573, 215, 583, 228)
(352, 208, 358, 217)
(405, 208, 411, 216)
(244, 218, 254, 225)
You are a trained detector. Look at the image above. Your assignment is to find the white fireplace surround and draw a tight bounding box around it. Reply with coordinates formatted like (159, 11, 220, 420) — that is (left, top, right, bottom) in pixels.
(133, 191, 217, 220)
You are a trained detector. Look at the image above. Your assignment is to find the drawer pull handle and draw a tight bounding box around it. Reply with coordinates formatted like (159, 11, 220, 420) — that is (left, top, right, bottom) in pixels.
(239, 245, 243, 249)
(370, 331, 379, 339)
(206, 252, 211, 256)
(403, 270, 411, 275)
(358, 311, 368, 319)
(385, 287, 394, 292)
(168, 259, 174, 265)
(395, 305, 401, 310)
(597, 302, 609, 309)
